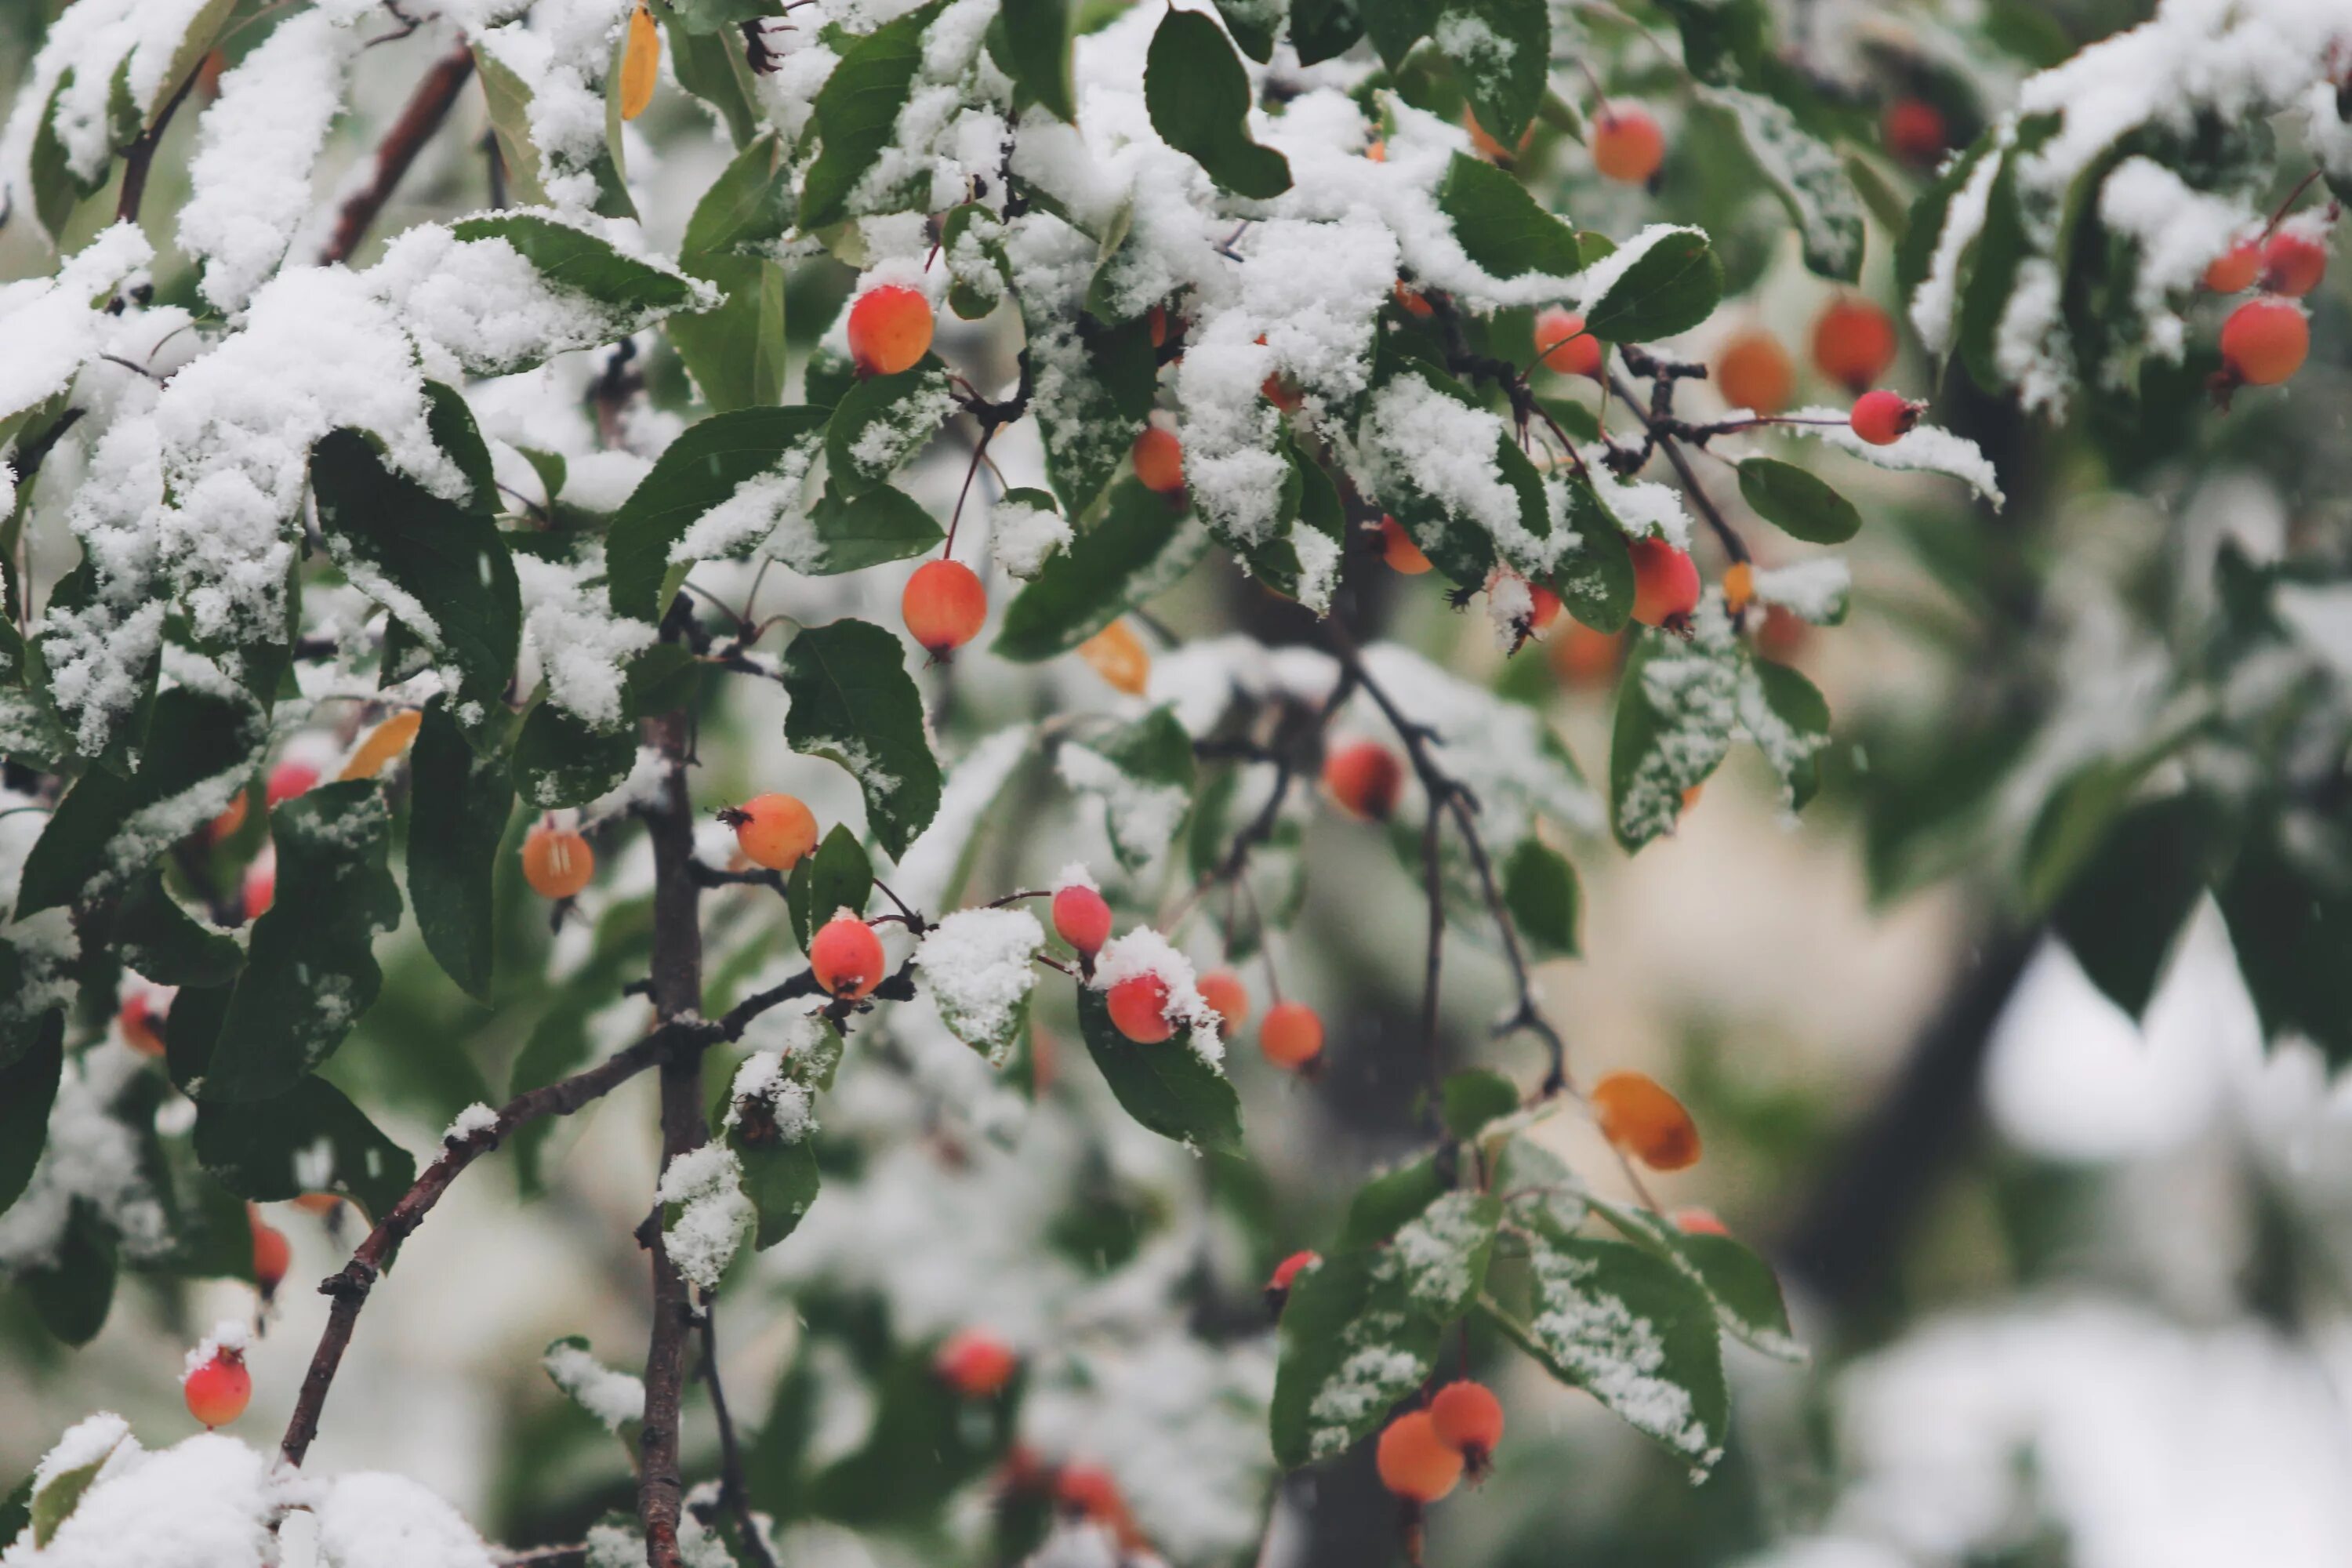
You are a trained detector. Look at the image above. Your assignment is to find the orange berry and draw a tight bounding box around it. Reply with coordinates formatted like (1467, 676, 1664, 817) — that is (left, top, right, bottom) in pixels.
(724, 793, 818, 872)
(1268, 1249, 1319, 1294)
(1323, 740, 1404, 821)
(619, 4, 659, 122)
(1848, 388, 1922, 446)
(1533, 307, 1603, 379)
(1196, 969, 1249, 1034)
(1366, 138, 1387, 162)
(810, 915, 886, 1000)
(1590, 107, 1664, 183)
(242, 856, 275, 921)
(1376, 1410, 1464, 1503)
(935, 1329, 1019, 1398)
(2220, 297, 2309, 386)
(1590, 1069, 1702, 1171)
(1379, 514, 1434, 575)
(1079, 619, 1151, 695)
(1464, 107, 1525, 162)
(1549, 621, 1622, 688)
(1051, 884, 1112, 958)
(1131, 426, 1184, 493)
(339, 710, 422, 782)
(183, 1349, 251, 1429)
(1680, 782, 1704, 815)
(1714, 332, 1793, 416)
(2204, 240, 2262, 293)
(208, 790, 249, 843)
(1628, 538, 1700, 627)
(292, 1192, 344, 1217)
(1105, 974, 1173, 1044)
(902, 558, 987, 657)
(1258, 1000, 1323, 1072)
(846, 284, 934, 376)
(1392, 281, 1435, 318)
(521, 826, 595, 899)
(1148, 303, 1170, 347)
(1673, 1206, 1729, 1236)
(1880, 97, 1946, 166)
(250, 1209, 290, 1294)
(1428, 1379, 1504, 1461)
(119, 993, 167, 1058)
(1526, 583, 1562, 630)
(2263, 230, 2328, 296)
(1054, 1462, 1145, 1548)
(1722, 561, 1755, 616)
(1811, 297, 1898, 395)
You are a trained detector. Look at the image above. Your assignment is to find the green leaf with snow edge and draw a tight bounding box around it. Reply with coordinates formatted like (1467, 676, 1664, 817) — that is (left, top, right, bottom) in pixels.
(190, 782, 403, 1102)
(783, 619, 942, 861)
(607, 406, 832, 620)
(914, 908, 1045, 1065)
(1058, 706, 1196, 873)
(0, 1018, 63, 1220)
(1586, 1196, 1803, 1363)
(1269, 1248, 1441, 1468)
(996, 480, 1208, 662)
(1579, 226, 1723, 345)
(1144, 9, 1292, 200)
(27, 1414, 126, 1547)
(798, 2, 946, 230)
(192, 1073, 418, 1223)
(16, 685, 267, 916)
(724, 1089, 823, 1251)
(1776, 408, 2004, 508)
(1608, 605, 1741, 852)
(514, 700, 638, 808)
(448, 212, 706, 326)
(1736, 456, 1860, 544)
(1488, 1232, 1730, 1477)
(1742, 656, 1830, 812)
(1547, 476, 1636, 633)
(1075, 985, 1243, 1155)
(1433, 0, 1548, 146)
(109, 873, 241, 989)
(825, 363, 953, 496)
(1693, 86, 1864, 282)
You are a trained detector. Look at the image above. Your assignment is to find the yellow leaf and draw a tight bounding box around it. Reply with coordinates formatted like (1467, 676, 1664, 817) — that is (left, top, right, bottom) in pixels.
(339, 710, 424, 782)
(1078, 620, 1151, 696)
(620, 5, 659, 122)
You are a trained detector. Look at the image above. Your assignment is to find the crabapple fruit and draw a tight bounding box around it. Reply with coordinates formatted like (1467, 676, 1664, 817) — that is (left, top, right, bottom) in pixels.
(902, 558, 987, 657)
(935, 1329, 1019, 1398)
(1591, 1069, 1703, 1171)
(1429, 1379, 1504, 1461)
(1534, 307, 1604, 379)
(1881, 97, 1946, 165)
(1258, 1001, 1324, 1072)
(1131, 426, 1184, 493)
(1811, 296, 1898, 394)
(1714, 331, 1794, 415)
(1549, 622, 1622, 687)
(1267, 1250, 1319, 1294)
(521, 826, 595, 900)
(1379, 514, 1434, 575)
(1105, 974, 1174, 1044)
(1051, 884, 1112, 959)
(1196, 969, 1249, 1034)
(2204, 240, 2261, 293)
(1591, 107, 1664, 183)
(2220, 297, 2309, 387)
(1849, 389, 1924, 446)
(251, 1210, 290, 1294)
(183, 1348, 251, 1429)
(846, 285, 934, 376)
(1628, 538, 1701, 627)
(119, 993, 167, 1058)
(1376, 1410, 1465, 1503)
(810, 916, 886, 1000)
(1079, 620, 1151, 695)
(1323, 740, 1404, 821)
(2263, 229, 2328, 296)
(723, 793, 818, 872)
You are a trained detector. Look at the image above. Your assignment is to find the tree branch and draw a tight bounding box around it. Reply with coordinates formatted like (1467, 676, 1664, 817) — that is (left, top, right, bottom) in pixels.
(696, 1299, 780, 1568)
(1605, 368, 1751, 566)
(115, 67, 201, 227)
(320, 42, 476, 266)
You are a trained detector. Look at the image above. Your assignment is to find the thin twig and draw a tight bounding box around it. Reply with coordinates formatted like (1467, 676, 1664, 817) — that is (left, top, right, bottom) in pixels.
(115, 67, 200, 225)
(1606, 370, 1751, 565)
(321, 43, 476, 265)
(696, 1301, 780, 1568)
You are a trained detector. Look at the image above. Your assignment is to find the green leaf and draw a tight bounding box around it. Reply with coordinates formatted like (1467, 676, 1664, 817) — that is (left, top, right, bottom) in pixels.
(1018, 307, 1157, 517)
(996, 480, 1206, 661)
(666, 15, 764, 145)
(1748, 656, 1831, 811)
(800, 483, 948, 574)
(1650, 0, 1769, 84)
(786, 824, 873, 949)
(1290, 0, 1364, 64)
(31, 72, 103, 241)
(1546, 477, 1634, 632)
(670, 253, 789, 414)
(23, 1203, 115, 1346)
(782, 619, 942, 860)
(2219, 835, 2352, 1067)
(423, 381, 503, 516)
(1501, 837, 1578, 957)
(1144, 9, 1291, 200)
(824, 363, 953, 494)
(683, 130, 794, 260)
(808, 1345, 1019, 1526)
(111, 873, 241, 989)
(1490, 1232, 1728, 1475)
(1440, 1067, 1522, 1140)
(450, 212, 703, 322)
(1361, 0, 1435, 69)
(1610, 614, 1739, 851)
(1896, 136, 1994, 299)
(2045, 793, 2215, 1021)
(193, 782, 403, 1102)
(514, 700, 641, 809)
(1269, 1249, 1439, 1467)
(1000, 0, 1076, 118)
(1075, 985, 1243, 1154)
(1586, 1196, 1802, 1361)
(1062, 706, 1196, 872)
(193, 1075, 419, 1221)
(606, 405, 832, 619)
(1436, 154, 1582, 280)
(1954, 122, 2056, 390)
(941, 202, 1011, 319)
(797, 3, 946, 230)
(311, 430, 521, 721)
(16, 685, 266, 915)
(1338, 1155, 1449, 1248)
(1432, 0, 1548, 145)
(408, 703, 514, 1002)
(1582, 228, 1723, 344)
(727, 1102, 822, 1250)
(0, 1477, 27, 1555)
(0, 1016, 63, 1218)
(1693, 85, 1864, 281)
(1736, 457, 1860, 544)
(28, 1415, 126, 1546)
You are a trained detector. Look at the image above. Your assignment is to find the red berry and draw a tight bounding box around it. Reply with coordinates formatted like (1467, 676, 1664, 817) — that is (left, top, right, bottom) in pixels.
(521, 826, 595, 899)
(1196, 969, 1250, 1034)
(1051, 884, 1112, 958)
(1378, 514, 1433, 575)
(1376, 1410, 1464, 1503)
(1533, 307, 1603, 379)
(1526, 583, 1562, 630)
(810, 915, 886, 1000)
(726, 793, 818, 872)
(1054, 1462, 1145, 1548)
(1811, 297, 1898, 394)
(251, 1210, 290, 1294)
(2205, 240, 2262, 294)
(1628, 538, 1700, 628)
(1591, 107, 1664, 183)
(1105, 974, 1173, 1044)
(1132, 426, 1184, 493)
(1715, 332, 1794, 416)
(267, 760, 319, 805)
(1268, 1249, 1319, 1294)
(119, 993, 168, 1058)
(1258, 1000, 1323, 1072)
(901, 558, 987, 657)
(1323, 741, 1403, 821)
(1881, 97, 1947, 166)
(846, 285, 934, 376)
(242, 856, 275, 921)
(1673, 1206, 1730, 1236)
(2262, 230, 2328, 296)
(1848, 389, 1922, 446)
(1591, 1069, 1702, 1171)
(2220, 297, 2310, 387)
(935, 1329, 1019, 1398)
(207, 791, 249, 843)
(1428, 1379, 1504, 1461)
(183, 1349, 252, 1429)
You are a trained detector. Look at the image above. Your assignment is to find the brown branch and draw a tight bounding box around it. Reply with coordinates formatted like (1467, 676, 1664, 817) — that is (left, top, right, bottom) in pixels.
(320, 42, 476, 266)
(637, 709, 708, 1568)
(696, 1300, 780, 1568)
(115, 67, 201, 226)
(1606, 369, 1751, 566)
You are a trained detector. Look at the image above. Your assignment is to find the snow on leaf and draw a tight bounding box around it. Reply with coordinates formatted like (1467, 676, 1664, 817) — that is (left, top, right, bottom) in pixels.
(914, 907, 1045, 1065)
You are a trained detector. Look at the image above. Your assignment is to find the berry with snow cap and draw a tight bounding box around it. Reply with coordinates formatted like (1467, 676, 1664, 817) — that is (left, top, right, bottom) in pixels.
(1848, 389, 1924, 446)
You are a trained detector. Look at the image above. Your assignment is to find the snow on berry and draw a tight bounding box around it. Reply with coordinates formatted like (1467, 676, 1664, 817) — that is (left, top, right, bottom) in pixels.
(1089, 929, 1224, 1064)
